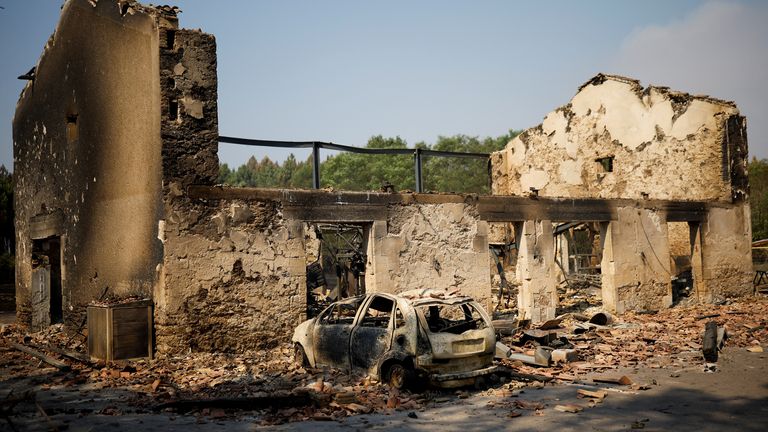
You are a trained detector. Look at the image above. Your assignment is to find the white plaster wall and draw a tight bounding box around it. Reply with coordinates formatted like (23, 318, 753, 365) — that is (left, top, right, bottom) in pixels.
(491, 74, 742, 202)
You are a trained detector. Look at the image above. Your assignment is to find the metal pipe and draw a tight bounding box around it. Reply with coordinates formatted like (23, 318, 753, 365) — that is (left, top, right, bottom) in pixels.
(312, 142, 320, 189)
(218, 136, 489, 159)
(414, 148, 423, 193)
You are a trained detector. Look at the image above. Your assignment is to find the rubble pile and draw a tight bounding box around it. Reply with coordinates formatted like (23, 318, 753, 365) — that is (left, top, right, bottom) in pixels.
(496, 297, 768, 379)
(0, 324, 431, 425)
(1, 296, 766, 425)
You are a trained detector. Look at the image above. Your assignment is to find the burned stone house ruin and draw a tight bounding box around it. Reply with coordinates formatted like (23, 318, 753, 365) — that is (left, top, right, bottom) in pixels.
(490, 74, 752, 320)
(13, 0, 753, 355)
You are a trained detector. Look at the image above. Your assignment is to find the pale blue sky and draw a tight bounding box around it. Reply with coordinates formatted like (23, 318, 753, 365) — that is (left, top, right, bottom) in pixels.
(1, 0, 766, 170)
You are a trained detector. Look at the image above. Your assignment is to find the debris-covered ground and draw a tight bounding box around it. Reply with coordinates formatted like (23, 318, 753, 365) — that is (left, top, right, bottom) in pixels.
(1, 295, 767, 431)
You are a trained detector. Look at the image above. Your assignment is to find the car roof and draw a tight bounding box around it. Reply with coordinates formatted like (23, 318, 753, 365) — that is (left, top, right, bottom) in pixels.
(331, 290, 475, 308)
(396, 288, 474, 306)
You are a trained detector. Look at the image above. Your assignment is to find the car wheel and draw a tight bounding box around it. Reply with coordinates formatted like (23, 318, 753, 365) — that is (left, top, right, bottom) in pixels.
(294, 343, 309, 367)
(387, 363, 412, 390)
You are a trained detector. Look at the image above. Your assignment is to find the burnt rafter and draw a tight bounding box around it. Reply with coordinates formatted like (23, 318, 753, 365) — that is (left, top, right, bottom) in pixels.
(188, 185, 709, 222)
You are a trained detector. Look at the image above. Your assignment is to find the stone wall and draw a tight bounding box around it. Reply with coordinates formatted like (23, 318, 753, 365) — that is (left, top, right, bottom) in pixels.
(600, 208, 673, 314)
(366, 202, 491, 309)
(491, 74, 748, 203)
(698, 203, 754, 300)
(155, 197, 307, 353)
(13, 0, 167, 328)
(489, 74, 753, 315)
(155, 189, 493, 353)
(159, 27, 219, 189)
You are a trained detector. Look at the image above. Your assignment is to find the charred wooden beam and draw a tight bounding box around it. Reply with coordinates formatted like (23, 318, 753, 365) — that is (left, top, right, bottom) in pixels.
(11, 343, 70, 371)
(187, 185, 716, 223)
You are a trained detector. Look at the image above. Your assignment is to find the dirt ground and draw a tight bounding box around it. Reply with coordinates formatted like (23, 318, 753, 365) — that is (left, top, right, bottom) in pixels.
(1, 295, 767, 431)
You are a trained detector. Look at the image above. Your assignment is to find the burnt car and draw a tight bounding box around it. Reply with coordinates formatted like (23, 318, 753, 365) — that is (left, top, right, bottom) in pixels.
(292, 289, 498, 389)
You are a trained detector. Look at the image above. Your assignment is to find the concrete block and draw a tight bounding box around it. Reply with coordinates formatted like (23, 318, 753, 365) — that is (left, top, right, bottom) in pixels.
(534, 346, 552, 366)
(495, 342, 512, 359)
(551, 349, 578, 364)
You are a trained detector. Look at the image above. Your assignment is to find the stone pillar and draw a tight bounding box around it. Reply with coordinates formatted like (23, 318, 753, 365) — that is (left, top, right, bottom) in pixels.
(365, 220, 392, 294)
(556, 232, 570, 276)
(514, 220, 557, 322)
(601, 207, 673, 314)
(471, 221, 493, 311)
(699, 203, 753, 299)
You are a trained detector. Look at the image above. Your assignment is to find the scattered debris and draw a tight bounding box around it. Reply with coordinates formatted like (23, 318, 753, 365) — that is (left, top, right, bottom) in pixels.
(554, 404, 583, 413)
(551, 349, 578, 364)
(11, 343, 70, 371)
(702, 321, 719, 362)
(588, 312, 612, 325)
(0, 297, 765, 425)
(593, 376, 633, 386)
(577, 389, 607, 400)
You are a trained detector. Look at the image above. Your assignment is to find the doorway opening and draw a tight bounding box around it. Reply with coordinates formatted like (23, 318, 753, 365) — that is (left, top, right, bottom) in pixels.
(488, 222, 518, 313)
(554, 222, 604, 314)
(306, 223, 370, 318)
(668, 222, 694, 304)
(32, 236, 62, 324)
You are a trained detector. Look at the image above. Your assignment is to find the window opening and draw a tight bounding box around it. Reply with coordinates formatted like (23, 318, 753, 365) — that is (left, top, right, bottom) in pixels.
(418, 302, 487, 335)
(318, 297, 362, 325)
(360, 296, 393, 328)
(165, 29, 176, 50)
(394, 307, 405, 329)
(168, 100, 178, 121)
(596, 156, 614, 172)
(66, 114, 78, 143)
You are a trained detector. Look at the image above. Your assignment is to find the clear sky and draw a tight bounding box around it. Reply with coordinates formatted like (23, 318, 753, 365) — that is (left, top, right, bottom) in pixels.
(1, 0, 766, 170)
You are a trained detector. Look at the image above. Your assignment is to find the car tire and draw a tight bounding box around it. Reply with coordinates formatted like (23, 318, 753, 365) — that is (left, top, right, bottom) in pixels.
(386, 363, 413, 390)
(294, 343, 309, 367)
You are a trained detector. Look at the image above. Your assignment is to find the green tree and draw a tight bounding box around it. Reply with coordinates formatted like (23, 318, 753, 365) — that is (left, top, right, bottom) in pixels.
(322, 136, 415, 191)
(0, 166, 13, 283)
(287, 155, 314, 189)
(422, 130, 519, 193)
(750, 157, 768, 241)
(217, 130, 521, 193)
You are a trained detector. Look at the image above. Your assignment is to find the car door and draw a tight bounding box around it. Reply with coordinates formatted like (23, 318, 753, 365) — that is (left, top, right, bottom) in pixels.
(349, 295, 395, 371)
(312, 298, 363, 370)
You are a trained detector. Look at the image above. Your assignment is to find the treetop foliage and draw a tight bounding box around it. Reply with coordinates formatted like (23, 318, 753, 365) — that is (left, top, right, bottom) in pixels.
(749, 157, 768, 242)
(218, 131, 521, 194)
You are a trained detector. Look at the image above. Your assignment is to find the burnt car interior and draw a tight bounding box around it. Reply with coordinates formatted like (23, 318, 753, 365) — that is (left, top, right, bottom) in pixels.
(318, 297, 363, 325)
(421, 303, 488, 335)
(359, 296, 394, 328)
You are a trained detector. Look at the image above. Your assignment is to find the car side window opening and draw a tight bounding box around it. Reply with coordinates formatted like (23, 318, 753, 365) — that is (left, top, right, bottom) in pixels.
(360, 296, 394, 328)
(319, 299, 362, 325)
(420, 303, 487, 334)
(394, 306, 406, 329)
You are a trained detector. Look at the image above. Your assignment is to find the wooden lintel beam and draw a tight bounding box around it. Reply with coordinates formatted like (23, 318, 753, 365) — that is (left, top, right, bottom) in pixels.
(185, 186, 713, 223)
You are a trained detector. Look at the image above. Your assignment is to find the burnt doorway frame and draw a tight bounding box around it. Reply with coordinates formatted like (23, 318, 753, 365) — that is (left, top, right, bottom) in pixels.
(32, 235, 63, 325)
(306, 222, 371, 318)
